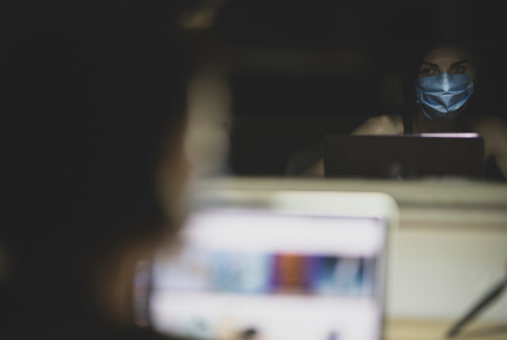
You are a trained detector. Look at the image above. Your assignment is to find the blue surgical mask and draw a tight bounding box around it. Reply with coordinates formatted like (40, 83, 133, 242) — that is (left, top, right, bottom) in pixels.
(414, 72, 474, 120)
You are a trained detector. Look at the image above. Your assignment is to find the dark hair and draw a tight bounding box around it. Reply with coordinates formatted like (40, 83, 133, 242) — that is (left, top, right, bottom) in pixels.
(2, 3, 192, 336)
(381, 43, 479, 116)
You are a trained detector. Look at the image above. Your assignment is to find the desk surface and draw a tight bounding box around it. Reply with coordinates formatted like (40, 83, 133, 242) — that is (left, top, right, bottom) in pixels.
(385, 319, 507, 340)
(200, 178, 507, 320)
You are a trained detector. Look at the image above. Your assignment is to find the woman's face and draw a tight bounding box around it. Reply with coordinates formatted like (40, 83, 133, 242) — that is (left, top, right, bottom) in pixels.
(418, 46, 471, 78)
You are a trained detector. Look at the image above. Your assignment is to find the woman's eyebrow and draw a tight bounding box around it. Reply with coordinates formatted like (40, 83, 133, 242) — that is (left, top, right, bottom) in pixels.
(450, 60, 468, 66)
(421, 62, 439, 68)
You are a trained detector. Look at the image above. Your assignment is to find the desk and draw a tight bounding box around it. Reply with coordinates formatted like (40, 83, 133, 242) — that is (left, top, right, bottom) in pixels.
(202, 178, 507, 320)
(385, 319, 507, 340)
(199, 178, 507, 337)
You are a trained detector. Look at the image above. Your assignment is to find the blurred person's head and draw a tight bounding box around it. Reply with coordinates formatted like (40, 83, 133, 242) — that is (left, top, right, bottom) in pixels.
(2, 2, 196, 337)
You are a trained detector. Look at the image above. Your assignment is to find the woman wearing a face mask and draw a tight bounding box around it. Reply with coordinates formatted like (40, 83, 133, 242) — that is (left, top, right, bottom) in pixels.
(300, 44, 507, 179)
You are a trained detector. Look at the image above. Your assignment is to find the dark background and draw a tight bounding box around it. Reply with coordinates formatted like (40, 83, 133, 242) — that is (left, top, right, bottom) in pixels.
(1, 0, 506, 176)
(212, 0, 507, 175)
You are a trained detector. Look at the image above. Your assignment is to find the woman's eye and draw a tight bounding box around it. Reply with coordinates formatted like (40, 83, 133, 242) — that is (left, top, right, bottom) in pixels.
(453, 65, 465, 72)
(423, 68, 435, 74)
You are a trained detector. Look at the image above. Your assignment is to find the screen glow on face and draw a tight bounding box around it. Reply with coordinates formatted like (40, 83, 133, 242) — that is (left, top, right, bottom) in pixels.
(151, 210, 385, 340)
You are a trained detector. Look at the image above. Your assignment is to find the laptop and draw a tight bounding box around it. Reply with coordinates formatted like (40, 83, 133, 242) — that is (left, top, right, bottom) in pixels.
(147, 181, 397, 340)
(323, 133, 484, 179)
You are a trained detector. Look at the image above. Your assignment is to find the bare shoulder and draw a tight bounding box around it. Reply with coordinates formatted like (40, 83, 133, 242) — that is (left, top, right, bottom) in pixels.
(351, 114, 404, 135)
(467, 115, 507, 135)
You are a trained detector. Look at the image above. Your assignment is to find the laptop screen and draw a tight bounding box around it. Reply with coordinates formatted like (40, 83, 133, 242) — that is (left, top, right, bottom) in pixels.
(150, 208, 387, 340)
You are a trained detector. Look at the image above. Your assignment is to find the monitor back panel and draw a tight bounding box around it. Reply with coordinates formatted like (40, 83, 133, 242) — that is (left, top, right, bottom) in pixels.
(323, 134, 484, 179)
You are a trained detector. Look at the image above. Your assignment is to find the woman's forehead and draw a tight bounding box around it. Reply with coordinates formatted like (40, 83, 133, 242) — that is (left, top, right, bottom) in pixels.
(422, 46, 469, 64)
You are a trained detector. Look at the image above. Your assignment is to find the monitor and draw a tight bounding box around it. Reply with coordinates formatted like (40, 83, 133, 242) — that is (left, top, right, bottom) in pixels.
(149, 189, 397, 340)
(323, 133, 484, 179)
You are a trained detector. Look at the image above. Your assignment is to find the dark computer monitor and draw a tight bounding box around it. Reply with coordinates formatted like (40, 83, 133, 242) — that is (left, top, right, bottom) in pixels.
(323, 133, 484, 179)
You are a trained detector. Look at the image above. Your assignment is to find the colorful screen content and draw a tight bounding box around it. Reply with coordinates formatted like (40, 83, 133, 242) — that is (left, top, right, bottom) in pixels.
(150, 210, 385, 340)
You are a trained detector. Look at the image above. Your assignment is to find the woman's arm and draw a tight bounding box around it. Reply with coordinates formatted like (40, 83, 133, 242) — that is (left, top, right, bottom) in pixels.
(298, 115, 403, 177)
(469, 115, 507, 178)
(350, 114, 404, 136)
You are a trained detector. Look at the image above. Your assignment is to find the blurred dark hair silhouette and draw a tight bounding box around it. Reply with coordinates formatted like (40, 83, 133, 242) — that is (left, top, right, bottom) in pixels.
(1, 2, 192, 339)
